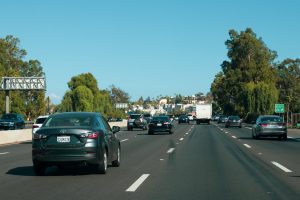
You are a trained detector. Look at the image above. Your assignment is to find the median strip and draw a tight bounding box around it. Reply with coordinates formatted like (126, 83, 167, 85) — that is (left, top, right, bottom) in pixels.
(126, 174, 150, 192)
(271, 161, 292, 173)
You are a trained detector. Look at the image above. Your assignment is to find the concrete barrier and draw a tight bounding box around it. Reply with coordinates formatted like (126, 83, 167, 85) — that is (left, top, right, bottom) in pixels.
(0, 120, 128, 146)
(0, 129, 32, 145)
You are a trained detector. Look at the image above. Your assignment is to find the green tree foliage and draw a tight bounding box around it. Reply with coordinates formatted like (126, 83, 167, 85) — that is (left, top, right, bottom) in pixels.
(58, 73, 125, 118)
(109, 84, 130, 104)
(0, 35, 46, 119)
(211, 28, 278, 116)
(275, 59, 300, 113)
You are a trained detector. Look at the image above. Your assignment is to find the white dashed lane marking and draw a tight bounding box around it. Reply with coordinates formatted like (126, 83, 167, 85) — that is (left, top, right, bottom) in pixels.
(121, 139, 129, 142)
(231, 136, 237, 139)
(0, 152, 9, 155)
(167, 148, 175, 154)
(271, 161, 293, 173)
(179, 138, 184, 141)
(243, 144, 251, 148)
(126, 174, 150, 192)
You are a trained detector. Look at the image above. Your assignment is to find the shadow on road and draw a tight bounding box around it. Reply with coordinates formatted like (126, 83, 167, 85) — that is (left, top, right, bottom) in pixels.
(6, 166, 104, 176)
(237, 136, 299, 142)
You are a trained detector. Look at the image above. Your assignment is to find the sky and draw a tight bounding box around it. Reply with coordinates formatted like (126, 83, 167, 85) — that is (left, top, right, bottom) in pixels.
(0, 0, 299, 104)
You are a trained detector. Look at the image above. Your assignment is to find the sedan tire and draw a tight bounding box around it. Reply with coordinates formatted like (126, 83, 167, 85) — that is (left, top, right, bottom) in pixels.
(96, 150, 107, 174)
(112, 146, 121, 167)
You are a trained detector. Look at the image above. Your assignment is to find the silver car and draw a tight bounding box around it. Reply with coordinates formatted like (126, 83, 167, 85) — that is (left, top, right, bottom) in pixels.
(252, 115, 287, 140)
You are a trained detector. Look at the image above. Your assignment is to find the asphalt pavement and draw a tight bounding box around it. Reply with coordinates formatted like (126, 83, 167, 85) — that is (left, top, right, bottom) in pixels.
(0, 122, 299, 200)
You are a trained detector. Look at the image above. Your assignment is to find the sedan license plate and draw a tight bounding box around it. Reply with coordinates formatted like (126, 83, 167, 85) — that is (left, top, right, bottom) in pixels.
(57, 136, 70, 143)
(157, 123, 162, 127)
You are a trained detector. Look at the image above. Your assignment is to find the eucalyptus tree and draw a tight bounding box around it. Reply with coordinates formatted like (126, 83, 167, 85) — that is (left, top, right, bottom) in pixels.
(211, 28, 278, 115)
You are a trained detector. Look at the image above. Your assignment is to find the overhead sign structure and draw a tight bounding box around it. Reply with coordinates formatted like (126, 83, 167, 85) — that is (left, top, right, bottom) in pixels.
(0, 77, 46, 90)
(275, 104, 284, 113)
(0, 77, 46, 114)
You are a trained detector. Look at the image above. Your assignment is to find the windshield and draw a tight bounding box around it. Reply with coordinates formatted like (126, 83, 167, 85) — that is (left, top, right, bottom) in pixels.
(152, 116, 169, 122)
(130, 114, 141, 119)
(44, 114, 93, 127)
(1, 114, 17, 119)
(261, 117, 283, 123)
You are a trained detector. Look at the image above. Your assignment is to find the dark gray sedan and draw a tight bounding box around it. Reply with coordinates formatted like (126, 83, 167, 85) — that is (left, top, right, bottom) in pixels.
(252, 115, 287, 140)
(32, 112, 121, 175)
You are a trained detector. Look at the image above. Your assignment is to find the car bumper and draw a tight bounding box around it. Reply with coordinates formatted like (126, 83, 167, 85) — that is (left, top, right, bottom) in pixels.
(32, 147, 100, 165)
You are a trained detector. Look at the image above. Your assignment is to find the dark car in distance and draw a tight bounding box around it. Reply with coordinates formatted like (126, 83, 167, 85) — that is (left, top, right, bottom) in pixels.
(148, 116, 174, 135)
(127, 114, 148, 131)
(217, 115, 227, 123)
(178, 115, 189, 124)
(0, 113, 25, 130)
(32, 112, 121, 175)
(252, 115, 287, 140)
(225, 116, 242, 128)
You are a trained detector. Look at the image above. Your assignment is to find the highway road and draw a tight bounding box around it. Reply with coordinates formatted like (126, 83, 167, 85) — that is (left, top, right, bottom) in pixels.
(0, 122, 299, 200)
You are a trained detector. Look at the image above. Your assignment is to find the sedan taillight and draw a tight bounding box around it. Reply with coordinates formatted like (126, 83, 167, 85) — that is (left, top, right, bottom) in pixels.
(32, 125, 39, 129)
(87, 132, 99, 139)
(259, 123, 268, 127)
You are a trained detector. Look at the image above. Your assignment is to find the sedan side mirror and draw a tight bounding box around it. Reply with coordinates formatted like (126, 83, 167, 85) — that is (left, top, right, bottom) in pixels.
(112, 126, 120, 134)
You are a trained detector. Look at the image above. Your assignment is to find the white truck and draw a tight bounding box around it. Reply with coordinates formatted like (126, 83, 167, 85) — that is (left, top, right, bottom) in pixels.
(195, 104, 212, 124)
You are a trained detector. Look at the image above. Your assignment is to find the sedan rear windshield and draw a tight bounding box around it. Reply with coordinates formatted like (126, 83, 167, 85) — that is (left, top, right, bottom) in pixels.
(1, 114, 17, 119)
(261, 117, 283, 123)
(36, 117, 47, 124)
(44, 115, 93, 127)
(130, 115, 141, 119)
(229, 116, 240, 120)
(152, 116, 169, 122)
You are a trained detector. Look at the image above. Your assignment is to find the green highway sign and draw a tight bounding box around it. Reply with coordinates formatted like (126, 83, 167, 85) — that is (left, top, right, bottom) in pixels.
(275, 104, 284, 113)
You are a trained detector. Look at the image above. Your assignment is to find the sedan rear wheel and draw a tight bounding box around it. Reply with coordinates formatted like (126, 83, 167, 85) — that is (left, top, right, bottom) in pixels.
(96, 149, 107, 174)
(112, 146, 120, 167)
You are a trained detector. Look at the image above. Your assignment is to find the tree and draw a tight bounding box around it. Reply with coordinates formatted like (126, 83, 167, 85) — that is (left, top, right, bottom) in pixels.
(0, 35, 46, 119)
(73, 86, 94, 112)
(211, 28, 278, 116)
(58, 73, 124, 117)
(109, 85, 130, 104)
(275, 59, 300, 113)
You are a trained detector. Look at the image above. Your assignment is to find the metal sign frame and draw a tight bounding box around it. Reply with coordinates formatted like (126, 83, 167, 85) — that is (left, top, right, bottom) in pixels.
(0, 77, 46, 114)
(0, 77, 46, 90)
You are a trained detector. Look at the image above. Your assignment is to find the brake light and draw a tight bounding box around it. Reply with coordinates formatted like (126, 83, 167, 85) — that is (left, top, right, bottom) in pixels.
(259, 123, 268, 127)
(87, 132, 99, 139)
(163, 122, 170, 125)
(32, 125, 39, 129)
(33, 133, 47, 140)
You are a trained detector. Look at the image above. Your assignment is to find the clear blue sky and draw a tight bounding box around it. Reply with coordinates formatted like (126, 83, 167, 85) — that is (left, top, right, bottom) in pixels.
(1, 0, 299, 104)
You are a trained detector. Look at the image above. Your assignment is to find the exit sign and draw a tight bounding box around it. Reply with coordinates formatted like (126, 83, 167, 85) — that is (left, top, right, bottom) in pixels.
(275, 104, 284, 113)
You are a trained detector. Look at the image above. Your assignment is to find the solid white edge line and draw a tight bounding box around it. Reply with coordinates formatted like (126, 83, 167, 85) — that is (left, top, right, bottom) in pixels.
(167, 148, 175, 154)
(126, 174, 150, 192)
(0, 152, 9, 155)
(121, 139, 129, 142)
(243, 144, 251, 148)
(271, 161, 293, 173)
